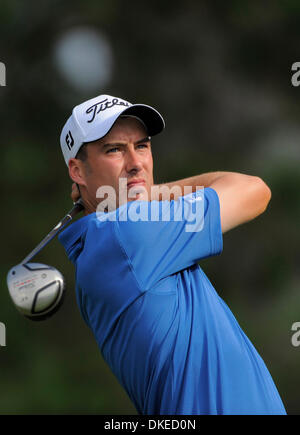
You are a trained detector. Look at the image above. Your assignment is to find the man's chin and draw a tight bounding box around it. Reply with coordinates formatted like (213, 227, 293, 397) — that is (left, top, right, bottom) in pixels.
(127, 192, 148, 202)
(127, 186, 149, 202)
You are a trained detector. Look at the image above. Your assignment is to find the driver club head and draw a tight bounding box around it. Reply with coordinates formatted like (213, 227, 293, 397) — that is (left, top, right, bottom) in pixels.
(7, 263, 65, 321)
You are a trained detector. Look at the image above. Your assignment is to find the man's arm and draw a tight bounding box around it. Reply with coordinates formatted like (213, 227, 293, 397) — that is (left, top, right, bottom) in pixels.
(158, 172, 272, 234)
(70, 171, 272, 234)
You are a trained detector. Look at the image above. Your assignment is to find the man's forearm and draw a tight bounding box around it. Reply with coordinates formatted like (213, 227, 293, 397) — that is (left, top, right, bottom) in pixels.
(156, 172, 238, 200)
(156, 171, 271, 233)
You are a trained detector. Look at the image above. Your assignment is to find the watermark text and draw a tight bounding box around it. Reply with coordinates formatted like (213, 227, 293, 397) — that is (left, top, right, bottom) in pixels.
(291, 322, 300, 347)
(0, 322, 6, 347)
(291, 62, 300, 87)
(95, 180, 205, 233)
(0, 62, 6, 86)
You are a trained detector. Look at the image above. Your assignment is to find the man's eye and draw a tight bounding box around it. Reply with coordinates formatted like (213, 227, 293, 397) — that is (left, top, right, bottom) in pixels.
(106, 147, 119, 154)
(137, 143, 148, 149)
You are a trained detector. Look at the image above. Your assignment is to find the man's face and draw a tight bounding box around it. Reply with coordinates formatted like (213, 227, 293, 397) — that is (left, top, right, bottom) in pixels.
(71, 117, 154, 211)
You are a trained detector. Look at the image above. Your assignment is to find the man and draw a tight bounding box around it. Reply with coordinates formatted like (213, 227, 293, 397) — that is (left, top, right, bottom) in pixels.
(58, 94, 286, 415)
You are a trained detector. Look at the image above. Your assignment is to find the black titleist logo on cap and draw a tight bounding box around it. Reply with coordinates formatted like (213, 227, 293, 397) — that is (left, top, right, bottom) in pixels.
(65, 130, 74, 150)
(85, 98, 130, 123)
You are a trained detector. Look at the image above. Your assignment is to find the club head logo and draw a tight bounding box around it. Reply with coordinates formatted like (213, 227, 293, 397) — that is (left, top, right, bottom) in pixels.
(65, 130, 74, 150)
(0, 62, 6, 87)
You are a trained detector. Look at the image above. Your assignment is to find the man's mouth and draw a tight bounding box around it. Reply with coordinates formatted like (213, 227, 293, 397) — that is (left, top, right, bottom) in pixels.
(127, 179, 146, 189)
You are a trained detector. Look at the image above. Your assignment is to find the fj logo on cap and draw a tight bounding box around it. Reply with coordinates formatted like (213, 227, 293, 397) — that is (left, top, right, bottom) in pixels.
(86, 98, 131, 123)
(65, 130, 74, 150)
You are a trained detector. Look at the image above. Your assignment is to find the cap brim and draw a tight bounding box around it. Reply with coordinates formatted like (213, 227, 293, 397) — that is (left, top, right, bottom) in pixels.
(83, 103, 165, 144)
(121, 104, 165, 136)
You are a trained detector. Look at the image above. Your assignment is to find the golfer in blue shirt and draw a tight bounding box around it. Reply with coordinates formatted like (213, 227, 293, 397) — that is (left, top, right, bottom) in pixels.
(59, 94, 286, 415)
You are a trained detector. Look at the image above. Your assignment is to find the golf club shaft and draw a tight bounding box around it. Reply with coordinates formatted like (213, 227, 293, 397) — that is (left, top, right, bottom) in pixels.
(21, 199, 84, 265)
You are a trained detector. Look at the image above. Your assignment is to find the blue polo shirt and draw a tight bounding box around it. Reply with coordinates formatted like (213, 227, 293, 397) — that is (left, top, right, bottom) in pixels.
(59, 188, 286, 415)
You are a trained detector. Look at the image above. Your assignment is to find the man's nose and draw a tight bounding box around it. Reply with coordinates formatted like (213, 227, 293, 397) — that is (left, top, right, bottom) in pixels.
(125, 149, 143, 174)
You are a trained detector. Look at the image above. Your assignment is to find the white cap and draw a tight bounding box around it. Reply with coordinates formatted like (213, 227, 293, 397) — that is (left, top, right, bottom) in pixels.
(60, 94, 165, 165)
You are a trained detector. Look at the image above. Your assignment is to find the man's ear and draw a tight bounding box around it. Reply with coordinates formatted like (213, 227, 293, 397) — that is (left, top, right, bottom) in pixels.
(68, 158, 87, 187)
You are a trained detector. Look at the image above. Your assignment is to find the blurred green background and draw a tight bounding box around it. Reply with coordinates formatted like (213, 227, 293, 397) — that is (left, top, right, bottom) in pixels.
(1, 0, 300, 415)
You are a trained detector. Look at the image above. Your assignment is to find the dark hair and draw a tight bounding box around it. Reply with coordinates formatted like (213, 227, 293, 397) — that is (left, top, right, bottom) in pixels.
(76, 144, 88, 162)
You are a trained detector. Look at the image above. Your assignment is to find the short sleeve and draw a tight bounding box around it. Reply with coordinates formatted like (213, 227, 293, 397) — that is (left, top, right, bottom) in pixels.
(115, 187, 223, 290)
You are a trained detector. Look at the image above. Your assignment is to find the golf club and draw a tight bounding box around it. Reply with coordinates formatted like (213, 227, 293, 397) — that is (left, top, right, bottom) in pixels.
(7, 199, 84, 321)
